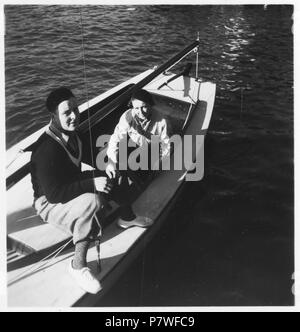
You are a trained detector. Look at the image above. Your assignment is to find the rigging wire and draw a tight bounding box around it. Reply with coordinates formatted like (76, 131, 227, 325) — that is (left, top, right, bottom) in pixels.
(79, 9, 102, 271)
(164, 48, 197, 75)
(6, 149, 24, 169)
(8, 238, 73, 286)
(8, 12, 103, 288)
(8, 12, 102, 288)
(79, 9, 97, 179)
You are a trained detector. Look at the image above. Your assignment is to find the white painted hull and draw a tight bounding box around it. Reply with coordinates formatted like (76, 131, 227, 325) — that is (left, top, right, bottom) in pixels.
(7, 68, 216, 307)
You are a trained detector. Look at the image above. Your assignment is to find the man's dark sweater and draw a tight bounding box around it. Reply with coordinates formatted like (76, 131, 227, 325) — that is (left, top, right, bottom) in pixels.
(31, 132, 97, 204)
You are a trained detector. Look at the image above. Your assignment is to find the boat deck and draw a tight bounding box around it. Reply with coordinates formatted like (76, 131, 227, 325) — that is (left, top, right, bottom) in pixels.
(7, 165, 187, 307)
(7, 75, 216, 307)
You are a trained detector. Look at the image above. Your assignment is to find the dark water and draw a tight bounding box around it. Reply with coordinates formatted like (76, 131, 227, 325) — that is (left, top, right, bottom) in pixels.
(5, 5, 294, 306)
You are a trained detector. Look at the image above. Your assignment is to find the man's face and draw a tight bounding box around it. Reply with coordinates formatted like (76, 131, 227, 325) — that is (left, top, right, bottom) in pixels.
(54, 97, 80, 132)
(132, 99, 152, 121)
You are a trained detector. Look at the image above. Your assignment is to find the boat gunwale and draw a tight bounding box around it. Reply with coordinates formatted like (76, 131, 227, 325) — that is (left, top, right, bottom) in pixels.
(7, 79, 215, 307)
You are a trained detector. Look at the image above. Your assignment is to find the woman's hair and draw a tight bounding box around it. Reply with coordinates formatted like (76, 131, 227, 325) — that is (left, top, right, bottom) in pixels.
(46, 87, 74, 113)
(130, 89, 154, 106)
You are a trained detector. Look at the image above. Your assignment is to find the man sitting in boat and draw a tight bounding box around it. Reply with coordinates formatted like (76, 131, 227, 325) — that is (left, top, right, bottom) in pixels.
(30, 87, 153, 295)
(106, 89, 172, 183)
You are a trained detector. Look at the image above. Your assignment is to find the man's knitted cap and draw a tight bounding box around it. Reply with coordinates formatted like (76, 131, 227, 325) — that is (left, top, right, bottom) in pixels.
(46, 87, 74, 113)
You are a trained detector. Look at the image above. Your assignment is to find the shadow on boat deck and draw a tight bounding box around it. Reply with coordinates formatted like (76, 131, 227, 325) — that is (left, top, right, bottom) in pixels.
(7, 208, 45, 234)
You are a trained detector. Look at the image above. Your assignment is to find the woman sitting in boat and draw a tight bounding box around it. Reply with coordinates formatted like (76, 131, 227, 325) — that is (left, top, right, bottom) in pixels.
(106, 89, 172, 183)
(30, 87, 153, 295)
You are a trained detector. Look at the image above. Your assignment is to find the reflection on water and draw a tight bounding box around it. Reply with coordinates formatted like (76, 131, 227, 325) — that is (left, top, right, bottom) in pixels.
(5, 5, 293, 148)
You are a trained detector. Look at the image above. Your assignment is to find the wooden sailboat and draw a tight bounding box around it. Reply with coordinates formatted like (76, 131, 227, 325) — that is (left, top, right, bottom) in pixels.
(6, 40, 216, 307)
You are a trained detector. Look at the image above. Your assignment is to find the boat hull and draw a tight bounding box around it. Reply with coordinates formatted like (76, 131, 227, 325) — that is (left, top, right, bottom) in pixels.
(7, 67, 216, 307)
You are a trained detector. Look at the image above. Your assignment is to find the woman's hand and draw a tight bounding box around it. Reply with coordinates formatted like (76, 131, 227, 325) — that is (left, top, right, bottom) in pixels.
(106, 162, 117, 179)
(94, 177, 113, 194)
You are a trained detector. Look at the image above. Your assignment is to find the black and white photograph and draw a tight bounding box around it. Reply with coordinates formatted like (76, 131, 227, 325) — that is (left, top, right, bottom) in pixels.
(1, 1, 296, 312)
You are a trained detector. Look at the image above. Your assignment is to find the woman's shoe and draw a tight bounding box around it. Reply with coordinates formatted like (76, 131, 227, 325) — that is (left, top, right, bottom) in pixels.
(117, 216, 154, 229)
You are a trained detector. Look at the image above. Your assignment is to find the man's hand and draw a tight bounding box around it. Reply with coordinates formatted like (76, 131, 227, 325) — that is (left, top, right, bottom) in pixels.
(94, 177, 113, 194)
(106, 162, 117, 179)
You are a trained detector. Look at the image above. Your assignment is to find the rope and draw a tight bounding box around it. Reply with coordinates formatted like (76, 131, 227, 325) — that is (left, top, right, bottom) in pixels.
(164, 48, 196, 74)
(195, 47, 199, 80)
(94, 214, 102, 271)
(240, 87, 244, 122)
(8, 12, 100, 288)
(139, 238, 146, 306)
(182, 37, 201, 130)
(8, 238, 73, 286)
(79, 9, 103, 270)
(95, 239, 101, 273)
(79, 9, 96, 179)
(6, 149, 24, 169)
(182, 78, 199, 130)
(14, 214, 39, 222)
(195, 32, 200, 80)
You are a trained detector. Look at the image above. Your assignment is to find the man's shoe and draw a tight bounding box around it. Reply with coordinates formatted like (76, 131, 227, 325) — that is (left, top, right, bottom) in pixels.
(118, 216, 154, 229)
(68, 261, 102, 294)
